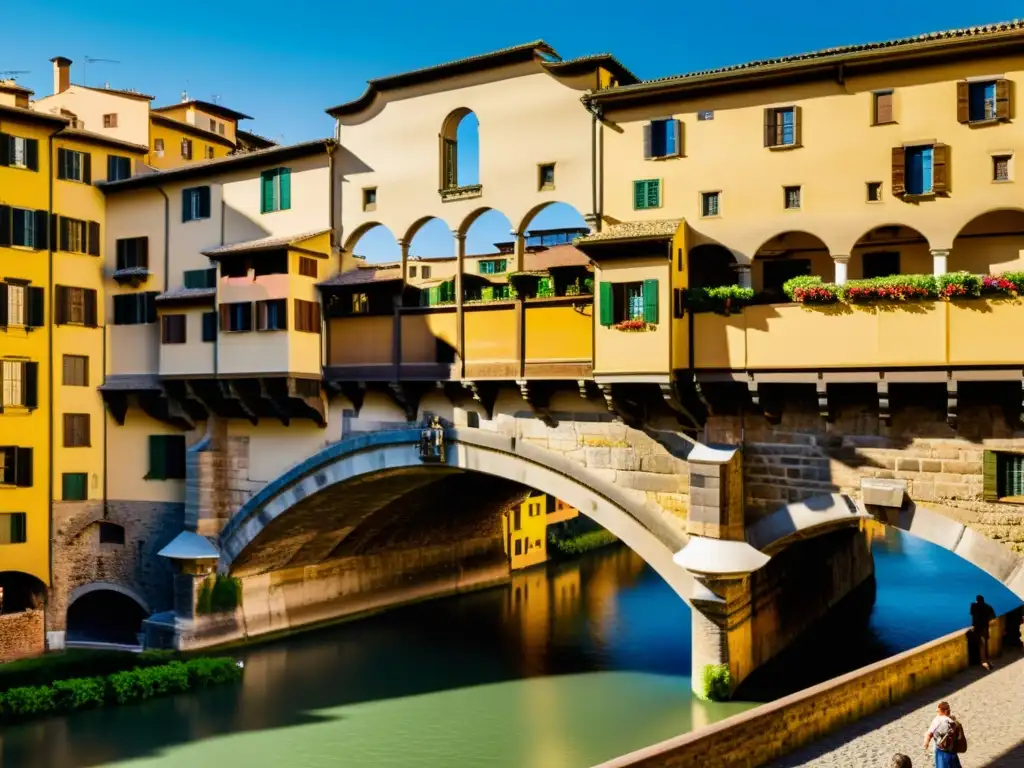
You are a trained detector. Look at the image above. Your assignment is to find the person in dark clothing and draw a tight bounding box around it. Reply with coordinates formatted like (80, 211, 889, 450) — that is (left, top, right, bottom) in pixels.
(970, 595, 996, 670)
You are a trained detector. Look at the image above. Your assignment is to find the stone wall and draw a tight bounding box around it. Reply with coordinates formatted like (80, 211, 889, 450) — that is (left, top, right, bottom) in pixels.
(0, 610, 44, 661)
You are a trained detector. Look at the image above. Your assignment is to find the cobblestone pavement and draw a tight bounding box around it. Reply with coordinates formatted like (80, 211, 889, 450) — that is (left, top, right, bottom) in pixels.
(771, 650, 1024, 768)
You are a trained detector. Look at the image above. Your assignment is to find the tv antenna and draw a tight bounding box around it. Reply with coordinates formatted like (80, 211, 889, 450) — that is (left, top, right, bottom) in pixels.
(83, 56, 119, 86)
(0, 70, 30, 79)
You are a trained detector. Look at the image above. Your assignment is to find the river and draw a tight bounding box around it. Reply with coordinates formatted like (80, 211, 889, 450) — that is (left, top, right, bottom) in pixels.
(1, 528, 1020, 768)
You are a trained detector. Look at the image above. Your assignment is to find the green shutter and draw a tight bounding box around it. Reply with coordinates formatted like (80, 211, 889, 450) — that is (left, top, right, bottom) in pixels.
(279, 168, 291, 210)
(148, 435, 167, 480)
(982, 450, 998, 500)
(642, 279, 659, 324)
(261, 170, 275, 213)
(62, 472, 87, 501)
(633, 181, 646, 210)
(647, 180, 661, 208)
(599, 282, 614, 326)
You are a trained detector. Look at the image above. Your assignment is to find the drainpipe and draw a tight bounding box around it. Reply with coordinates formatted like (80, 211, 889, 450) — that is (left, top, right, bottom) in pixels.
(156, 187, 169, 292)
(46, 129, 57, 632)
(583, 96, 603, 233)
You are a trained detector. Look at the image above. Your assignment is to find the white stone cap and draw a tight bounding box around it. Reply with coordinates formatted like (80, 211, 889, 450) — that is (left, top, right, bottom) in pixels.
(746, 493, 870, 551)
(673, 536, 770, 576)
(860, 477, 907, 509)
(158, 531, 221, 560)
(687, 442, 738, 465)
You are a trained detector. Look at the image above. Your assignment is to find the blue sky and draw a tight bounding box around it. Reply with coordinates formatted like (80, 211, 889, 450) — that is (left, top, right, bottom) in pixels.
(5, 1, 1019, 259)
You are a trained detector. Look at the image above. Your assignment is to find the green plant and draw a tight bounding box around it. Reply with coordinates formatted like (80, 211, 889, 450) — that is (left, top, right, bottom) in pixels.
(841, 274, 938, 302)
(686, 285, 756, 313)
(549, 529, 618, 556)
(991, 272, 1024, 295)
(186, 657, 243, 688)
(699, 664, 732, 702)
(196, 577, 214, 614)
(937, 271, 981, 298)
(51, 677, 106, 712)
(196, 574, 243, 615)
(783, 275, 840, 304)
(1, 685, 54, 718)
(0, 649, 175, 692)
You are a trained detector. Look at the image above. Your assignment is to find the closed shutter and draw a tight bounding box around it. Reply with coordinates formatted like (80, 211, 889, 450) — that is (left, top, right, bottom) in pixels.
(891, 147, 906, 196)
(598, 281, 614, 326)
(261, 170, 275, 213)
(0, 283, 6, 326)
(26, 139, 38, 172)
(14, 447, 32, 487)
(62, 473, 87, 501)
(182, 190, 191, 222)
(642, 122, 653, 160)
(875, 92, 893, 124)
(932, 144, 950, 194)
(0, 133, 8, 166)
(202, 311, 217, 342)
(24, 362, 38, 408)
(279, 168, 291, 210)
(167, 435, 186, 479)
(145, 291, 158, 323)
(148, 435, 167, 480)
(55, 285, 68, 325)
(59, 217, 70, 252)
(34, 210, 48, 250)
(0, 205, 10, 247)
(87, 221, 100, 256)
(116, 239, 127, 271)
(27, 286, 44, 327)
(956, 81, 970, 123)
(82, 152, 91, 184)
(219, 303, 230, 330)
(57, 148, 68, 179)
(763, 109, 776, 147)
(138, 237, 149, 269)
(995, 79, 1011, 120)
(199, 186, 211, 218)
(633, 180, 646, 209)
(982, 450, 999, 500)
(793, 106, 803, 146)
(84, 289, 97, 327)
(642, 279, 659, 323)
(647, 179, 661, 208)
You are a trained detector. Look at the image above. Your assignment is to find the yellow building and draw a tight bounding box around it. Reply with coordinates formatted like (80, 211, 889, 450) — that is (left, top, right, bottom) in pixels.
(502, 494, 581, 570)
(147, 101, 251, 170)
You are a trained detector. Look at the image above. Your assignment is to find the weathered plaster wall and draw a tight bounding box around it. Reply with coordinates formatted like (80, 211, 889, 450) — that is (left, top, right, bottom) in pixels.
(0, 610, 45, 661)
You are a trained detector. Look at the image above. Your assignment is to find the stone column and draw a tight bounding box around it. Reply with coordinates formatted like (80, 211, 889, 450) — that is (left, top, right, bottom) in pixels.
(733, 264, 752, 290)
(834, 255, 850, 285)
(510, 229, 526, 274)
(931, 248, 949, 276)
(395, 238, 409, 377)
(454, 230, 466, 377)
(188, 417, 229, 537)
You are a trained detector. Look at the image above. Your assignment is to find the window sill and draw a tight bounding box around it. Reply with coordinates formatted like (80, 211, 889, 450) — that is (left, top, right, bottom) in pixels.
(5, 164, 35, 172)
(966, 118, 1006, 128)
(997, 495, 1024, 505)
(0, 405, 32, 415)
(767, 143, 802, 152)
(439, 184, 483, 202)
(646, 154, 682, 161)
(538, 184, 556, 192)
(363, 204, 377, 212)
(183, 217, 211, 224)
(259, 207, 290, 215)
(700, 214, 722, 220)
(256, 327, 287, 333)
(8, 244, 40, 252)
(901, 193, 938, 202)
(871, 120, 898, 127)
(992, 179, 1013, 184)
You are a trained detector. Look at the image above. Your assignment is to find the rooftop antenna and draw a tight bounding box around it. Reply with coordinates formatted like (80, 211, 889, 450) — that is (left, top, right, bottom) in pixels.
(83, 56, 119, 87)
(210, 93, 220, 105)
(0, 70, 30, 80)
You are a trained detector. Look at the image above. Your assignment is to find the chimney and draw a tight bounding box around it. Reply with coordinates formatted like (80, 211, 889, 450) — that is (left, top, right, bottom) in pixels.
(51, 57, 71, 95)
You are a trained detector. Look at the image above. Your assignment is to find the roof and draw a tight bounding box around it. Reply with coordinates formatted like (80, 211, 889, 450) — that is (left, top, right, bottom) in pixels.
(588, 19, 1024, 107)
(327, 41, 558, 117)
(236, 129, 277, 149)
(155, 286, 216, 303)
(0, 80, 33, 95)
(158, 531, 221, 560)
(76, 83, 154, 101)
(150, 112, 236, 146)
(522, 244, 591, 271)
(318, 264, 403, 288)
(98, 374, 162, 392)
(153, 99, 253, 121)
(99, 138, 335, 192)
(0, 102, 68, 127)
(56, 126, 149, 154)
(575, 219, 682, 244)
(202, 228, 332, 258)
(542, 53, 640, 86)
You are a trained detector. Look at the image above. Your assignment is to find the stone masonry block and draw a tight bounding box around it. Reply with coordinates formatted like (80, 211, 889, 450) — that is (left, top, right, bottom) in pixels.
(617, 472, 684, 493)
(583, 447, 611, 469)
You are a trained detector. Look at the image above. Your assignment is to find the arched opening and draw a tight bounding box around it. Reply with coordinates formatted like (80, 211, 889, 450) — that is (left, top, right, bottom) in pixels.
(440, 108, 479, 190)
(752, 231, 832, 300)
(513, 202, 593, 298)
(849, 224, 930, 280)
(517, 201, 589, 239)
(0, 571, 46, 614)
(98, 521, 126, 545)
(462, 208, 515, 301)
(950, 209, 1024, 275)
(345, 222, 400, 264)
(407, 217, 456, 310)
(688, 244, 738, 289)
(66, 586, 148, 645)
(327, 223, 403, 330)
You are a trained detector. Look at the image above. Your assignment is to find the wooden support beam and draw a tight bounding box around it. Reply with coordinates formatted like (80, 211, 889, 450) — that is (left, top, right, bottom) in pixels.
(220, 381, 258, 426)
(259, 378, 291, 426)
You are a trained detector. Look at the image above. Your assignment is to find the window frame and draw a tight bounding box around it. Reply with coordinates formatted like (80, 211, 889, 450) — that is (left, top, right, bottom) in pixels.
(1, 359, 35, 408)
(107, 154, 131, 182)
(538, 163, 556, 190)
(103, 113, 118, 128)
(255, 299, 288, 331)
(61, 472, 88, 501)
(362, 187, 377, 212)
(783, 185, 802, 210)
(700, 190, 721, 218)
(62, 354, 89, 386)
(872, 90, 895, 125)
(905, 145, 934, 195)
(182, 186, 211, 222)
(161, 313, 187, 344)
(294, 299, 321, 333)
(866, 181, 884, 203)
(63, 413, 91, 448)
(220, 301, 254, 333)
(967, 80, 998, 122)
(765, 106, 800, 148)
(58, 148, 87, 182)
(633, 178, 662, 210)
(260, 167, 292, 214)
(147, 434, 187, 481)
(0, 512, 27, 544)
(643, 118, 681, 160)
(992, 153, 1012, 183)
(6, 283, 26, 325)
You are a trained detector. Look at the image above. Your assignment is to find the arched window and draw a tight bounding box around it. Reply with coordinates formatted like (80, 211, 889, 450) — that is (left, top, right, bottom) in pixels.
(98, 521, 126, 545)
(440, 109, 479, 191)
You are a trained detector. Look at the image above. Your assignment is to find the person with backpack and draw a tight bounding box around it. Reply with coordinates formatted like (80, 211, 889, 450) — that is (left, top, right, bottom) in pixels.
(923, 701, 967, 767)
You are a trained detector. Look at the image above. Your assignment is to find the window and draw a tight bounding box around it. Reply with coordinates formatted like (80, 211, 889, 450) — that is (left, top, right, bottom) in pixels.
(0, 207, 47, 250)
(763, 259, 811, 296)
(892, 144, 949, 196)
(697, 110, 714, 121)
(182, 186, 211, 222)
(116, 237, 149, 270)
(643, 118, 681, 159)
(201, 311, 217, 342)
(61, 472, 88, 501)
(421, 266, 431, 279)
(154, 138, 164, 155)
(985, 450, 1024, 501)
(0, 513, 27, 544)
(863, 251, 901, 279)
(477, 259, 507, 275)
(57, 148, 90, 183)
(539, 163, 555, 190)
(408, 265, 418, 278)
(597, 280, 659, 326)
(633, 179, 661, 210)
(161, 314, 187, 343)
(6, 284, 25, 325)
(1, 360, 37, 408)
(963, 80, 1002, 122)
(701, 191, 720, 217)
(256, 299, 287, 331)
(107, 154, 131, 181)
(866, 181, 883, 202)
(294, 299, 320, 333)
(58, 217, 99, 255)
(210, 118, 218, 132)
(218, 123, 225, 136)
(764, 106, 800, 147)
(113, 292, 158, 325)
(0, 446, 32, 487)
(62, 355, 88, 386)
(98, 522, 125, 545)
(298, 257, 318, 278)
(901, 145, 941, 195)
(993, 154, 1011, 182)
(181, 138, 193, 160)
(103, 113, 118, 128)
(220, 302, 253, 332)
(351, 293, 369, 315)
(873, 91, 894, 125)
(205, 146, 214, 160)
(783, 186, 801, 210)
(183, 267, 216, 289)
(55, 286, 97, 326)
(148, 434, 186, 480)
(63, 413, 91, 447)
(0, 134, 39, 171)
(260, 167, 292, 213)
(514, 539, 522, 556)
(362, 187, 376, 212)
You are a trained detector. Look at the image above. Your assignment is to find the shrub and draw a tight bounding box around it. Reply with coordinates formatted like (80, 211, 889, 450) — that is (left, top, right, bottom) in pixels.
(51, 677, 106, 712)
(196, 577, 214, 615)
(994, 271, 1024, 294)
(783, 275, 840, 304)
(840, 274, 937, 302)
(549, 530, 618, 556)
(0, 648, 175, 692)
(1, 685, 54, 718)
(186, 657, 243, 688)
(686, 285, 756, 313)
(937, 271, 982, 298)
(196, 574, 243, 615)
(699, 664, 732, 702)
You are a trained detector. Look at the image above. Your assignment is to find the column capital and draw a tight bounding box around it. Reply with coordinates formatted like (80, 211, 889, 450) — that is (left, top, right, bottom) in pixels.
(832, 255, 851, 264)
(929, 247, 951, 257)
(509, 228, 524, 238)
(451, 230, 467, 242)
(396, 238, 409, 249)
(731, 263, 751, 273)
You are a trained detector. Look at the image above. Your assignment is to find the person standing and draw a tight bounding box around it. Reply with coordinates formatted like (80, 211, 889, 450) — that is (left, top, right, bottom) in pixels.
(970, 594, 997, 670)
(923, 701, 965, 768)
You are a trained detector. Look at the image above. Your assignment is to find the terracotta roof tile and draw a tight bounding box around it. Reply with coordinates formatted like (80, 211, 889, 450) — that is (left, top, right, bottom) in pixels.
(522, 244, 591, 271)
(202, 229, 331, 257)
(575, 219, 681, 244)
(318, 265, 403, 287)
(155, 286, 216, 302)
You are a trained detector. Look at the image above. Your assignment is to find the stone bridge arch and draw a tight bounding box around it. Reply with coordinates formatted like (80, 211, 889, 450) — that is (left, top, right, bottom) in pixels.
(219, 425, 696, 603)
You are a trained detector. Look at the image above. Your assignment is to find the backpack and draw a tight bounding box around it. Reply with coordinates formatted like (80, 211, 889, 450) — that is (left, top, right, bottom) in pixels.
(937, 718, 967, 754)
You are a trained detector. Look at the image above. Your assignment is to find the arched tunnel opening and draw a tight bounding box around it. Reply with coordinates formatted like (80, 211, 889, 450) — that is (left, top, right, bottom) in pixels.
(67, 590, 148, 646)
(0, 571, 47, 614)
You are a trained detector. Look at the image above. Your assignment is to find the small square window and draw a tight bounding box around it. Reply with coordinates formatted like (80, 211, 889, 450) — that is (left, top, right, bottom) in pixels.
(873, 91, 894, 125)
(363, 187, 377, 212)
(352, 293, 369, 314)
(993, 154, 1011, 182)
(154, 138, 164, 153)
(103, 113, 118, 128)
(866, 181, 883, 202)
(409, 265, 418, 278)
(205, 146, 214, 159)
(539, 163, 555, 190)
(633, 179, 661, 210)
(783, 186, 801, 209)
(700, 191, 720, 217)
(421, 266, 431, 279)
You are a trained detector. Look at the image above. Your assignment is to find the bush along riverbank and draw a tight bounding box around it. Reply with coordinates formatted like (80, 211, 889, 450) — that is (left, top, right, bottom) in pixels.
(0, 656, 242, 723)
(548, 517, 619, 558)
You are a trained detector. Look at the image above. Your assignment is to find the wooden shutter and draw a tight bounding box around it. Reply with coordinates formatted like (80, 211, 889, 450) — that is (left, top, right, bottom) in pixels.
(763, 108, 776, 147)
(982, 450, 999, 500)
(642, 122, 653, 159)
(261, 170, 274, 213)
(279, 168, 291, 210)
(57, 148, 68, 179)
(202, 311, 217, 341)
(82, 152, 91, 184)
(0, 205, 10, 247)
(443, 138, 457, 187)
(0, 283, 6, 326)
(932, 144, 950, 194)
(890, 147, 906, 195)
(116, 239, 126, 271)
(598, 281, 614, 326)
(219, 303, 230, 330)
(793, 106, 803, 146)
(138, 237, 149, 269)
(956, 81, 970, 123)
(145, 291, 158, 323)
(59, 217, 70, 252)
(995, 79, 1011, 120)
(14, 447, 32, 487)
(669, 120, 681, 157)
(647, 179, 661, 208)
(34, 210, 48, 250)
(199, 186, 211, 218)
(633, 180, 646, 210)
(26, 139, 38, 172)
(0, 133, 8, 167)
(84, 289, 97, 327)
(642, 279, 659, 323)
(182, 190, 191, 222)
(87, 221, 100, 256)
(167, 435, 186, 479)
(148, 435, 167, 480)
(875, 92, 893, 124)
(24, 362, 38, 408)
(27, 286, 44, 327)
(55, 285, 68, 325)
